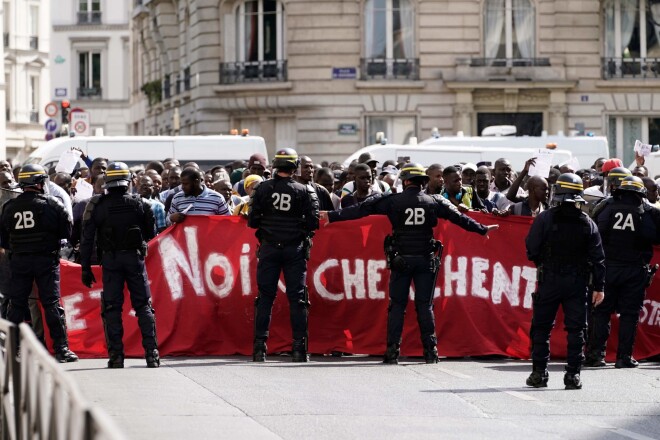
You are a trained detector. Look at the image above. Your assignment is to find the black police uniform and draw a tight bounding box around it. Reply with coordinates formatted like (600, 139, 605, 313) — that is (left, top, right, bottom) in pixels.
(588, 185, 660, 367)
(328, 182, 489, 363)
(0, 187, 77, 362)
(80, 179, 158, 368)
(526, 202, 605, 385)
(248, 163, 319, 361)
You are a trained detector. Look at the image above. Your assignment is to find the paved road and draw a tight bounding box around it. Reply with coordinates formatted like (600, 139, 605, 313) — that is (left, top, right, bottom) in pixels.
(63, 355, 660, 440)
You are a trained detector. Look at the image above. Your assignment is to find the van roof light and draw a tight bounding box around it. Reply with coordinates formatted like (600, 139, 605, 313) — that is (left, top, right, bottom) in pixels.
(431, 127, 440, 139)
(375, 131, 385, 144)
(241, 129, 249, 136)
(230, 128, 239, 135)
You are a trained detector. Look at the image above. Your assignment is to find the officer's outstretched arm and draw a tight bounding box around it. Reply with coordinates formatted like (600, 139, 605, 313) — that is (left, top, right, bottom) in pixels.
(432, 195, 489, 235)
(327, 193, 389, 223)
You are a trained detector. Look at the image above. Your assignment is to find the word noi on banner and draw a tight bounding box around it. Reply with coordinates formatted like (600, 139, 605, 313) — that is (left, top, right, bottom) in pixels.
(156, 226, 540, 310)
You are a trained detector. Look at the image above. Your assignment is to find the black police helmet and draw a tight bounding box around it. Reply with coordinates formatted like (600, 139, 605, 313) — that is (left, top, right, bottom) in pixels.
(17, 164, 48, 187)
(104, 162, 131, 188)
(615, 175, 647, 195)
(399, 163, 429, 183)
(552, 173, 586, 203)
(272, 148, 299, 170)
(607, 167, 632, 189)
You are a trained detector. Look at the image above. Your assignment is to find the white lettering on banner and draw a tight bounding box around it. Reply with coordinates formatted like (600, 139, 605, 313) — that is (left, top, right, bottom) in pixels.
(367, 260, 387, 299)
(491, 263, 521, 307)
(63, 293, 86, 331)
(471, 257, 490, 299)
(205, 253, 234, 298)
(158, 226, 205, 300)
(444, 256, 468, 296)
(342, 259, 365, 299)
(240, 243, 252, 295)
(640, 300, 660, 327)
(314, 259, 342, 301)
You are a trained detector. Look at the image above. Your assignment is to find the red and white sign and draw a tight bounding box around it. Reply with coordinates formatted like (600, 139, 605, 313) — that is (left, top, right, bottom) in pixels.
(70, 112, 90, 136)
(44, 102, 58, 117)
(56, 214, 660, 360)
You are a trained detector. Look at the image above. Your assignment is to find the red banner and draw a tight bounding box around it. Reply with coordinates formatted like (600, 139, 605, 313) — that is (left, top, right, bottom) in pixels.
(58, 213, 660, 361)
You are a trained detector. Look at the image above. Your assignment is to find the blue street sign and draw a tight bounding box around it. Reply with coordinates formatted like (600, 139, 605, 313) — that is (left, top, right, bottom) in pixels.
(44, 118, 58, 132)
(332, 67, 357, 79)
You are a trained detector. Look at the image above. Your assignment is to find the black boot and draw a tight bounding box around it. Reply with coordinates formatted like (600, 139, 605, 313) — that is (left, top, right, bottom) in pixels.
(423, 346, 439, 364)
(526, 369, 549, 388)
(108, 352, 125, 369)
(383, 344, 400, 365)
(291, 339, 309, 363)
(145, 349, 160, 368)
(615, 356, 639, 369)
(563, 372, 582, 390)
(583, 351, 606, 368)
(54, 347, 79, 363)
(253, 340, 267, 362)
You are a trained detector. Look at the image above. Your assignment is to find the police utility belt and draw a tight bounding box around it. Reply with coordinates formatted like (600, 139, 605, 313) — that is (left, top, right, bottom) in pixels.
(384, 235, 443, 273)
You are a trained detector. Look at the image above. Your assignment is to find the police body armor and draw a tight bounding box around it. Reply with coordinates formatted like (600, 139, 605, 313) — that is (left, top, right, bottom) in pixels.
(602, 197, 646, 265)
(543, 206, 591, 271)
(390, 191, 439, 255)
(95, 193, 147, 252)
(5, 193, 61, 253)
(256, 177, 314, 244)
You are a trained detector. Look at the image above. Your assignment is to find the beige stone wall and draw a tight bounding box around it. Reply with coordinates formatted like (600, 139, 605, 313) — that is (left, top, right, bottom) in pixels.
(130, 0, 660, 164)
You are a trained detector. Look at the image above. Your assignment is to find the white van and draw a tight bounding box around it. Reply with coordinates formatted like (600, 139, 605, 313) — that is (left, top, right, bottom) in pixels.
(419, 133, 609, 171)
(24, 135, 269, 170)
(343, 144, 574, 172)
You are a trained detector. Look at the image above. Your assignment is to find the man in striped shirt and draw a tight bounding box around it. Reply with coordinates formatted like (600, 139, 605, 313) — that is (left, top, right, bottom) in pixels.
(168, 168, 229, 224)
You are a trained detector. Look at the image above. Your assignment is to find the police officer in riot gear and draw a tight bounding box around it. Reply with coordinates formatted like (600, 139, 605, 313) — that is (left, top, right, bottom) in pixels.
(0, 164, 78, 363)
(588, 167, 632, 217)
(322, 163, 498, 364)
(80, 162, 159, 368)
(248, 148, 320, 362)
(526, 173, 605, 389)
(586, 176, 660, 368)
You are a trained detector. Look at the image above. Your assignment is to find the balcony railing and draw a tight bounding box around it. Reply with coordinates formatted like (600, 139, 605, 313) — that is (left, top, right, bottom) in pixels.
(29, 110, 39, 123)
(77, 11, 102, 24)
(78, 87, 102, 99)
(469, 58, 551, 67)
(29, 36, 38, 50)
(3, 33, 8, 48)
(219, 60, 287, 84)
(602, 57, 660, 79)
(359, 58, 420, 80)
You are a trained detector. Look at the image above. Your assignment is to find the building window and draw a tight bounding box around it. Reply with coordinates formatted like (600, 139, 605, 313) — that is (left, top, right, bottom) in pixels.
(29, 76, 38, 123)
(365, 115, 416, 146)
(220, 0, 286, 84)
(78, 0, 101, 24)
(607, 115, 660, 165)
(602, 0, 660, 78)
(5, 73, 10, 121)
(361, 0, 417, 80)
(29, 5, 39, 50)
(3, 1, 9, 48)
(483, 0, 535, 62)
(78, 51, 102, 99)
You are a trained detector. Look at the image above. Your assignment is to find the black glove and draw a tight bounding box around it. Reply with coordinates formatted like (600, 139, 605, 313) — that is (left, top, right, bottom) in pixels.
(82, 268, 96, 288)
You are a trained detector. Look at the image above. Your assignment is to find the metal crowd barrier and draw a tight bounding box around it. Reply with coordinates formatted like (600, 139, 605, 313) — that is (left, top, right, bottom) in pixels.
(0, 320, 126, 440)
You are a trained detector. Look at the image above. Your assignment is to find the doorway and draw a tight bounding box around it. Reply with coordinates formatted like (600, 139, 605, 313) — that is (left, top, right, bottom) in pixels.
(477, 113, 543, 136)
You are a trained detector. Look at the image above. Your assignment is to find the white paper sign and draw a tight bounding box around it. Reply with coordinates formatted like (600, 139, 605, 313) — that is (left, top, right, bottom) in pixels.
(73, 178, 93, 203)
(55, 149, 82, 174)
(528, 149, 554, 178)
(634, 139, 652, 157)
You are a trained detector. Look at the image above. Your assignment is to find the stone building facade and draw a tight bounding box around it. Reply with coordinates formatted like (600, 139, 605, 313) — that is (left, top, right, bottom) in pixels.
(51, 0, 132, 137)
(3, 0, 51, 162)
(131, 0, 660, 164)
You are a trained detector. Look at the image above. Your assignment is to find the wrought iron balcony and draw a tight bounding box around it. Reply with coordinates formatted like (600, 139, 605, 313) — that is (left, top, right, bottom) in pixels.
(469, 58, 551, 67)
(602, 57, 660, 79)
(77, 87, 102, 99)
(219, 60, 287, 84)
(77, 11, 102, 24)
(359, 58, 420, 80)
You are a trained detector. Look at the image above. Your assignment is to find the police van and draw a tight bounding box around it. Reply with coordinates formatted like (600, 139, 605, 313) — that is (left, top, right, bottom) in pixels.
(343, 143, 574, 172)
(24, 135, 269, 170)
(418, 127, 609, 171)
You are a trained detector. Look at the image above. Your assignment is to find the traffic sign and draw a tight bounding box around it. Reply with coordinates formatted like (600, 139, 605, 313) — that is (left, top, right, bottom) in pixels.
(71, 112, 91, 136)
(68, 107, 85, 122)
(44, 118, 59, 133)
(45, 102, 58, 117)
(45, 133, 54, 141)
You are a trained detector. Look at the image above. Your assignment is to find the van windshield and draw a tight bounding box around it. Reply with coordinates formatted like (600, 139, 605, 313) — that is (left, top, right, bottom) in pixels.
(23, 156, 41, 165)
